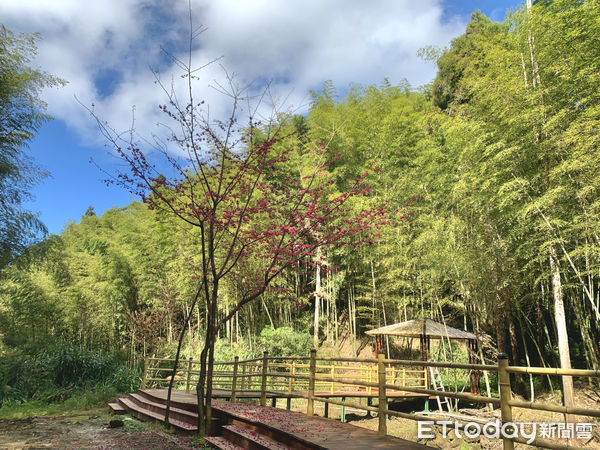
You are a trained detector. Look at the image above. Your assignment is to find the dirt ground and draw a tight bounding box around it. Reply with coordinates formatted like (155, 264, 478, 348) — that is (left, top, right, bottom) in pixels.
(0, 411, 206, 449)
(348, 388, 600, 449)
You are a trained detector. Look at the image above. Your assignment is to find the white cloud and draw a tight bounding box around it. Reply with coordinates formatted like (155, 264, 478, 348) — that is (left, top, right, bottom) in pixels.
(0, 0, 465, 147)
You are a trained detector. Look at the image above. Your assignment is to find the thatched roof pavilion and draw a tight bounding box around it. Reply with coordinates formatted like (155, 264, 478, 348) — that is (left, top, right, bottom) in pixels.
(365, 318, 476, 340)
(366, 318, 482, 393)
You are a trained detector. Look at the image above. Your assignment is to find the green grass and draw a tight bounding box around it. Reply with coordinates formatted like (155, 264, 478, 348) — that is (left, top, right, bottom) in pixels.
(0, 386, 122, 419)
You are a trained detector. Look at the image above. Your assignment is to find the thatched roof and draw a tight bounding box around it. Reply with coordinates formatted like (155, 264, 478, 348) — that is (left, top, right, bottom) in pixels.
(365, 318, 477, 340)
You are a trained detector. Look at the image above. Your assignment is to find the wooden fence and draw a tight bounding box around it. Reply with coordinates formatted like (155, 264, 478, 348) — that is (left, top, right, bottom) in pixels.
(141, 351, 600, 450)
(141, 353, 428, 395)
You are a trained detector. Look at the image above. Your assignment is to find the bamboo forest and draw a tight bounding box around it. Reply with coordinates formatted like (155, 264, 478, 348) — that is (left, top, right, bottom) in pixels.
(1, 1, 599, 448)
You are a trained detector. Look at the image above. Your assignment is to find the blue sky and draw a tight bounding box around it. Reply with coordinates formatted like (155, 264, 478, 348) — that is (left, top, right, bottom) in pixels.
(1, 0, 520, 235)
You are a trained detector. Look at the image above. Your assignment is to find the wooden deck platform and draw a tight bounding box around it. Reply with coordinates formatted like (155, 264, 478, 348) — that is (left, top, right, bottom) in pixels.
(112, 389, 429, 449)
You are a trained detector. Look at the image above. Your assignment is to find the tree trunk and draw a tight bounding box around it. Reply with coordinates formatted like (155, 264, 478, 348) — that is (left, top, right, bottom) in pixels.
(536, 287, 548, 390)
(164, 284, 204, 427)
(313, 248, 322, 348)
(549, 247, 574, 422)
(225, 303, 230, 341)
(196, 343, 209, 434)
(196, 294, 218, 436)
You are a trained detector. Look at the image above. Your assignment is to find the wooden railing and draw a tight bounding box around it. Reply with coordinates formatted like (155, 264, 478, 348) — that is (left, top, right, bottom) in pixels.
(141, 352, 427, 394)
(141, 351, 600, 449)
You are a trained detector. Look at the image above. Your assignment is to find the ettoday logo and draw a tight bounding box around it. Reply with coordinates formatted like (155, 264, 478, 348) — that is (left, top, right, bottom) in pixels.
(417, 420, 595, 444)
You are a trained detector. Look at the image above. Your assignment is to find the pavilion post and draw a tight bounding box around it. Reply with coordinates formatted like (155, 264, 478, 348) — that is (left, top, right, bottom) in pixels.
(420, 318, 428, 388)
(377, 352, 387, 436)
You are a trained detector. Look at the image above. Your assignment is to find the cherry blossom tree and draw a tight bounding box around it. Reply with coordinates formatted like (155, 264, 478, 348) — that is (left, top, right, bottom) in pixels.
(90, 38, 391, 436)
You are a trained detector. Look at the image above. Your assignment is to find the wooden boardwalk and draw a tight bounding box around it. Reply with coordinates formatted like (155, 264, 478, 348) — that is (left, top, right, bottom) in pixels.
(121, 389, 429, 449)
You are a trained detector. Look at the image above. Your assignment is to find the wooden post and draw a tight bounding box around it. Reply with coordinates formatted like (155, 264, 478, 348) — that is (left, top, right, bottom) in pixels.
(402, 368, 406, 388)
(307, 349, 316, 416)
(231, 356, 239, 403)
(330, 364, 335, 394)
(185, 357, 193, 393)
(498, 353, 514, 450)
(288, 360, 296, 393)
(377, 352, 387, 436)
(241, 363, 247, 390)
(261, 351, 269, 406)
(141, 357, 149, 389)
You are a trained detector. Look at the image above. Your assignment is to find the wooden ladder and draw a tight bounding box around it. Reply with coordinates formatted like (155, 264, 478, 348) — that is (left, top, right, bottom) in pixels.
(429, 366, 453, 412)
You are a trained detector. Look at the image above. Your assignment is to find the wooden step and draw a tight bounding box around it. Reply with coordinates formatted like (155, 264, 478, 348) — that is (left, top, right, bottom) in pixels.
(127, 392, 198, 425)
(205, 436, 245, 450)
(222, 424, 290, 450)
(222, 415, 313, 449)
(118, 397, 197, 433)
(137, 389, 198, 413)
(108, 402, 126, 415)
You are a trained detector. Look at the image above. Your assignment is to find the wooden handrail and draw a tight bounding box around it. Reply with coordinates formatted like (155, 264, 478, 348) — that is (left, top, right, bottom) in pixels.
(506, 366, 600, 377)
(140, 351, 600, 450)
(384, 359, 497, 371)
(508, 399, 600, 417)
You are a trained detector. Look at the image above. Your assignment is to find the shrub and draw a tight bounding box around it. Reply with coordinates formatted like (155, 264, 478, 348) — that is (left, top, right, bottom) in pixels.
(0, 344, 139, 407)
(258, 326, 312, 357)
(50, 345, 115, 387)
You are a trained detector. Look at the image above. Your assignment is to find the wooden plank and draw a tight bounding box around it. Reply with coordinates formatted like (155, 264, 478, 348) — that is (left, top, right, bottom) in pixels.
(204, 436, 244, 450)
(213, 396, 429, 449)
(108, 402, 126, 415)
(123, 388, 429, 448)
